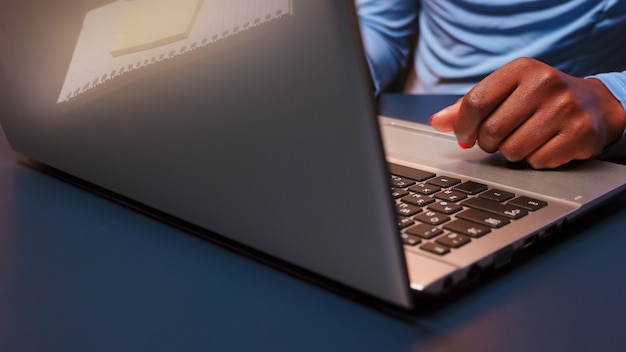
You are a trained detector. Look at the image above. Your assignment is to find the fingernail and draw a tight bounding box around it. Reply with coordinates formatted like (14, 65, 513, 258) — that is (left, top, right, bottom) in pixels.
(458, 141, 471, 149)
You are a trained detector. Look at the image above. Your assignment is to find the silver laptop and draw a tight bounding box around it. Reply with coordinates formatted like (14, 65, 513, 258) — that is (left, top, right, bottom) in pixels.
(2, 0, 626, 310)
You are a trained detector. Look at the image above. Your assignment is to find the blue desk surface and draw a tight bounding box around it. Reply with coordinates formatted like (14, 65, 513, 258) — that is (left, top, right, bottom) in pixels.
(2, 94, 626, 352)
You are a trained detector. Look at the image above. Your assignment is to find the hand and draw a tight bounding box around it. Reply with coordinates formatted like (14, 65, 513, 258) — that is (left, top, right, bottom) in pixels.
(429, 57, 626, 169)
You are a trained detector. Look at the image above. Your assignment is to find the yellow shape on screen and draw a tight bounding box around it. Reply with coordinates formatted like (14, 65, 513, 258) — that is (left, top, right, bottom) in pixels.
(110, 0, 203, 57)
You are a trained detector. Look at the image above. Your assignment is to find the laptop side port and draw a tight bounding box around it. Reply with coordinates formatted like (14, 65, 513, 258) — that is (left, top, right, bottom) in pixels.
(539, 224, 557, 239)
(443, 276, 453, 292)
(467, 264, 482, 280)
(493, 245, 513, 269)
(522, 234, 538, 249)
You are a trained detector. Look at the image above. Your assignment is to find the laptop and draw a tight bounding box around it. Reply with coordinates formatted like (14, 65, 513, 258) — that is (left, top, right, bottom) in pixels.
(2, 0, 626, 310)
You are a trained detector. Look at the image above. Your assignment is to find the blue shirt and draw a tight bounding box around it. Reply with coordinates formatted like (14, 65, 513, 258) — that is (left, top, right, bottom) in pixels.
(357, 0, 626, 112)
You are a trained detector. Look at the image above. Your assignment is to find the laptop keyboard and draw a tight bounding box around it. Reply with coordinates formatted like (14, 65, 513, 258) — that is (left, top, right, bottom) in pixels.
(389, 163, 548, 256)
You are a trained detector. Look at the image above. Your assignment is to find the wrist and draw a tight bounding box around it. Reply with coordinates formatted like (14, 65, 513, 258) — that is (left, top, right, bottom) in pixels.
(585, 77, 626, 147)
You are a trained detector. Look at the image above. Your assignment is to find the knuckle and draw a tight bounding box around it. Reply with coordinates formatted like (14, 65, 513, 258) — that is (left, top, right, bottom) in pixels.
(476, 120, 512, 154)
(481, 119, 507, 138)
(510, 56, 534, 69)
(535, 68, 562, 89)
(579, 150, 595, 160)
(498, 142, 525, 162)
(526, 153, 561, 169)
(476, 126, 504, 153)
(565, 117, 599, 146)
(509, 57, 542, 75)
(462, 90, 490, 115)
(553, 90, 579, 114)
(527, 159, 551, 170)
(571, 120, 594, 136)
(477, 140, 499, 154)
(574, 144, 597, 160)
(516, 59, 564, 89)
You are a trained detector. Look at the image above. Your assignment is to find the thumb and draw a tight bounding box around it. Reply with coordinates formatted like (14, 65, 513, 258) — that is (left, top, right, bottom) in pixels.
(429, 99, 462, 132)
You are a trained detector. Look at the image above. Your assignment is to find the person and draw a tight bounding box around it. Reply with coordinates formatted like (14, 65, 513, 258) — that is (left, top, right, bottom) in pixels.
(356, 0, 626, 169)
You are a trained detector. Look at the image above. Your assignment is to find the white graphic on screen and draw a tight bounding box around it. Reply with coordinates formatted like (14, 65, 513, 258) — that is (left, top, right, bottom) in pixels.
(57, 0, 292, 105)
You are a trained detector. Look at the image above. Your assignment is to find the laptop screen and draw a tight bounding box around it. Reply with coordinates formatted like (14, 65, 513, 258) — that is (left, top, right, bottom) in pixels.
(1, 0, 379, 168)
(2, 0, 298, 120)
(0, 0, 414, 308)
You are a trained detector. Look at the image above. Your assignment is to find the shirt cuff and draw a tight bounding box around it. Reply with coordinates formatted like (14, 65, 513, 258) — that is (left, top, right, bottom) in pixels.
(588, 71, 626, 112)
(588, 71, 626, 160)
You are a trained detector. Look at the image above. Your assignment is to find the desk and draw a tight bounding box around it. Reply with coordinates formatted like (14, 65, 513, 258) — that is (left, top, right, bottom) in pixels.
(2, 95, 626, 351)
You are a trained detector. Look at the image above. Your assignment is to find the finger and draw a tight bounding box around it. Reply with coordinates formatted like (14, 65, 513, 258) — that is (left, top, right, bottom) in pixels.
(496, 112, 559, 163)
(522, 131, 600, 169)
(430, 99, 462, 132)
(455, 61, 525, 147)
(474, 88, 539, 153)
(526, 135, 584, 169)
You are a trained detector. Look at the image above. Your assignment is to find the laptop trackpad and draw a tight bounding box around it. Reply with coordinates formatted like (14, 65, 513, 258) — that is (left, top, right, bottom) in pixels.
(379, 116, 626, 204)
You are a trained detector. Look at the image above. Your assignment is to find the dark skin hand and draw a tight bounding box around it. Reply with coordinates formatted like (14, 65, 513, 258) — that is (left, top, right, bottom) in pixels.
(430, 57, 626, 169)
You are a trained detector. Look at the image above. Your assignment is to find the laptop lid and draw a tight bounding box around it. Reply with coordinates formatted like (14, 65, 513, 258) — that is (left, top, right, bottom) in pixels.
(0, 1, 414, 308)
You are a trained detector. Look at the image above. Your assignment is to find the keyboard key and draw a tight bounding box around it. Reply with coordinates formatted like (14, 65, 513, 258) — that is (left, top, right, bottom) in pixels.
(436, 233, 471, 248)
(427, 176, 462, 188)
(390, 187, 409, 199)
(415, 210, 451, 226)
(388, 163, 436, 182)
(434, 189, 468, 202)
(398, 217, 415, 229)
(400, 194, 435, 207)
(390, 175, 415, 188)
(457, 209, 510, 228)
(404, 223, 443, 239)
(444, 219, 491, 238)
(401, 233, 421, 246)
(420, 242, 450, 256)
(479, 189, 515, 202)
(427, 201, 462, 215)
(509, 196, 548, 211)
(396, 202, 422, 217)
(454, 181, 488, 195)
(462, 197, 528, 219)
(408, 183, 441, 195)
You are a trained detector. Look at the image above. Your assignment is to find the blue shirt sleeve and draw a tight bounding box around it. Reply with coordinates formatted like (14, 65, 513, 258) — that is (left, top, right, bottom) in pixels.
(590, 71, 626, 113)
(587, 71, 626, 158)
(355, 0, 418, 95)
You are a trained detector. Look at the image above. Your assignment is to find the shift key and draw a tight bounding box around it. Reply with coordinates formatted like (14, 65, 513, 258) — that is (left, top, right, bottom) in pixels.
(461, 197, 528, 219)
(457, 209, 510, 228)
